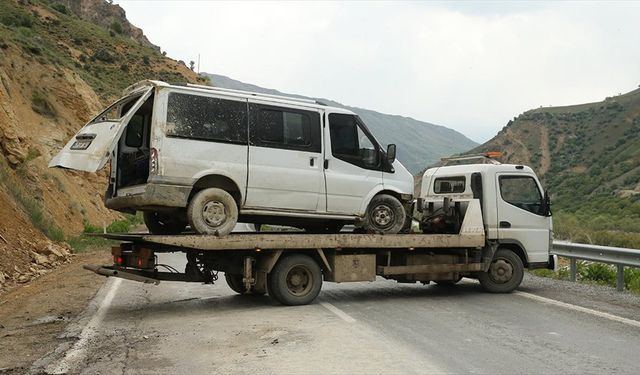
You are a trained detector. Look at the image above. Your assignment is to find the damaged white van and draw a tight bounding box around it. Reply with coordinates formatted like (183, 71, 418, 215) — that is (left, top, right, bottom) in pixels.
(50, 80, 414, 235)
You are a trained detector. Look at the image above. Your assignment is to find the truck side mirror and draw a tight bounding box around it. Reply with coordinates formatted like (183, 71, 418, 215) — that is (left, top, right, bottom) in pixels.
(387, 144, 396, 164)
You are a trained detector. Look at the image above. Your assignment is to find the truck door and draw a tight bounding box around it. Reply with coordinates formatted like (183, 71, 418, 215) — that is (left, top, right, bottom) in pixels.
(495, 173, 551, 262)
(49, 87, 153, 172)
(245, 101, 324, 211)
(324, 113, 383, 215)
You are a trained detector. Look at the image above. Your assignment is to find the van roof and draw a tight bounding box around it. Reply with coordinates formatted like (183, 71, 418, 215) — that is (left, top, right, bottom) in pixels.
(123, 80, 356, 115)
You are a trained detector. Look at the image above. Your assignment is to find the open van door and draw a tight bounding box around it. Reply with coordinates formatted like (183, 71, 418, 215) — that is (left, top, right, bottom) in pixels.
(48, 87, 153, 172)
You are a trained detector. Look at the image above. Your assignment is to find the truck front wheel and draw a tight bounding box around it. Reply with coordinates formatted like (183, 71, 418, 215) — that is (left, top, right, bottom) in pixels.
(478, 249, 524, 293)
(267, 254, 322, 305)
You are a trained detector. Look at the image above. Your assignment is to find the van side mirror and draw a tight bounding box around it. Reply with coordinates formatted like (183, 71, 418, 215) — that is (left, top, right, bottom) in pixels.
(386, 144, 396, 164)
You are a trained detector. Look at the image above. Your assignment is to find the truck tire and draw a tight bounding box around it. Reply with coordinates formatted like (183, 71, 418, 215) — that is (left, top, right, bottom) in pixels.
(478, 249, 524, 293)
(187, 188, 238, 236)
(267, 254, 322, 306)
(225, 273, 266, 295)
(364, 194, 406, 234)
(143, 211, 187, 235)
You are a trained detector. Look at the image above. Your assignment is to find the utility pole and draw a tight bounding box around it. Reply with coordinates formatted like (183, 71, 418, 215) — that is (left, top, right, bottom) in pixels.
(197, 54, 200, 74)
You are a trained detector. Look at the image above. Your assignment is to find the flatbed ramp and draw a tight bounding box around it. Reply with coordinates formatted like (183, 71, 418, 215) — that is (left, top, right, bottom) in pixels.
(99, 231, 485, 251)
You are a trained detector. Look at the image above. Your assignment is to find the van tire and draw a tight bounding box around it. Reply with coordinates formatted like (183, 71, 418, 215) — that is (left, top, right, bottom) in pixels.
(364, 194, 406, 234)
(267, 254, 322, 306)
(187, 188, 238, 236)
(478, 249, 524, 293)
(143, 211, 187, 235)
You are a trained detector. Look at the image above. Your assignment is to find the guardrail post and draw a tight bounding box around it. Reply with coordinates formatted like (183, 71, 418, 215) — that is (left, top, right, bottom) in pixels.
(569, 258, 577, 282)
(616, 264, 624, 292)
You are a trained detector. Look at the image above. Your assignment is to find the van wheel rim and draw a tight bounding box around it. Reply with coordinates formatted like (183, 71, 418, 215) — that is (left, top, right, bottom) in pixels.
(202, 201, 227, 227)
(286, 265, 313, 296)
(372, 205, 394, 228)
(489, 259, 513, 283)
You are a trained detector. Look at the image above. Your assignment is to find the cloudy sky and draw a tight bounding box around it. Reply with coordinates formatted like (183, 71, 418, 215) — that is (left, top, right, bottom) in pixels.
(116, 1, 640, 143)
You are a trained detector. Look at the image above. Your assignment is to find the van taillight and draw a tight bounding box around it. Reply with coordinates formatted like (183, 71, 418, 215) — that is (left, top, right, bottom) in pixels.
(150, 148, 158, 174)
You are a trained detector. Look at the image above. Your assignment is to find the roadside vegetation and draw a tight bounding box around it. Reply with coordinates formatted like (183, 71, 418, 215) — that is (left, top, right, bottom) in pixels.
(532, 263, 640, 294)
(67, 213, 143, 253)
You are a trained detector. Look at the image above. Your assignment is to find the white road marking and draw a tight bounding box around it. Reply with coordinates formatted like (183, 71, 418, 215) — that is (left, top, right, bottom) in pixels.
(320, 302, 356, 323)
(50, 278, 122, 374)
(515, 291, 640, 329)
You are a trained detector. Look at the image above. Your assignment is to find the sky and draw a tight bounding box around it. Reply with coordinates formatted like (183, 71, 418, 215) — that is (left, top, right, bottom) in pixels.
(116, 0, 640, 143)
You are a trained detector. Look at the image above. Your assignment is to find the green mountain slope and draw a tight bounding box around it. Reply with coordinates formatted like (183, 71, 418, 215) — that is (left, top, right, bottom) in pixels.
(472, 89, 640, 247)
(206, 73, 478, 174)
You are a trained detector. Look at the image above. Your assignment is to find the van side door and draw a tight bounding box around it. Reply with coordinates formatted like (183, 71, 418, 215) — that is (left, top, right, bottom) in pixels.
(245, 101, 324, 211)
(324, 113, 383, 215)
(496, 173, 551, 263)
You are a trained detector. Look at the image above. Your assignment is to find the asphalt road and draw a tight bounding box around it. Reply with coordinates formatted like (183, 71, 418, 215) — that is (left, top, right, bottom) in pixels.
(38, 252, 640, 375)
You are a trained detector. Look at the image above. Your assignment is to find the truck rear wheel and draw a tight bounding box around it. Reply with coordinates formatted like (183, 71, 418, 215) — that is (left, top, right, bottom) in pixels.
(267, 254, 322, 305)
(364, 194, 406, 234)
(187, 188, 238, 236)
(478, 249, 524, 293)
(143, 211, 187, 235)
(225, 273, 266, 295)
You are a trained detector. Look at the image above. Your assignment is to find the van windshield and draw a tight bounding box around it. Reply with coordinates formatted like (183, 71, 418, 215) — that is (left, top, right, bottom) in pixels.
(88, 91, 145, 125)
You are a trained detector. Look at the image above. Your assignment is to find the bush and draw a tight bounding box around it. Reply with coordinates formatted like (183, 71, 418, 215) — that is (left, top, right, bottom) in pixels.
(51, 3, 68, 14)
(110, 21, 123, 34)
(31, 91, 56, 118)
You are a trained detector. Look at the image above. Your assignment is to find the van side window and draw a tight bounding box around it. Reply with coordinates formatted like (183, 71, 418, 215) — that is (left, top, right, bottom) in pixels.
(329, 113, 379, 169)
(249, 104, 321, 152)
(166, 93, 247, 143)
(499, 176, 544, 215)
(434, 176, 465, 194)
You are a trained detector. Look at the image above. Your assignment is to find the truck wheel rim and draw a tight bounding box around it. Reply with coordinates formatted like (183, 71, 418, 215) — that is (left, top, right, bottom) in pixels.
(202, 201, 227, 227)
(372, 204, 394, 228)
(286, 265, 313, 296)
(489, 259, 513, 283)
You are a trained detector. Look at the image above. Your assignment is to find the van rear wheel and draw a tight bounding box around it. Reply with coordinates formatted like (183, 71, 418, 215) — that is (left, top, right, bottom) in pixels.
(143, 211, 187, 235)
(187, 188, 238, 236)
(364, 194, 406, 234)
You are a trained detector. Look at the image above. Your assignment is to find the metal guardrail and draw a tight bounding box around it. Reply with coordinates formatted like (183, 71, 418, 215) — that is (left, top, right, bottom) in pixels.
(551, 240, 640, 291)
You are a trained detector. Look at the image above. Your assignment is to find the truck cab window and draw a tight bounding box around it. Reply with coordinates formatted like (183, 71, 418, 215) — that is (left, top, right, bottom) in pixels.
(434, 176, 465, 194)
(499, 176, 544, 215)
(329, 113, 379, 169)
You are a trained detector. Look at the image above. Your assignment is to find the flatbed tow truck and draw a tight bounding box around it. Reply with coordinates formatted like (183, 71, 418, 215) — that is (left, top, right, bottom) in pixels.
(84, 156, 556, 306)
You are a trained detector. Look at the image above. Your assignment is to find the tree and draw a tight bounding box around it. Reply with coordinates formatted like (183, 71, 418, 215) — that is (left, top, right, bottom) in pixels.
(189, 60, 195, 71)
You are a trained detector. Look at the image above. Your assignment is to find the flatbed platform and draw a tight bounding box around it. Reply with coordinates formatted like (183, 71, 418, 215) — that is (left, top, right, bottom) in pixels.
(97, 231, 485, 251)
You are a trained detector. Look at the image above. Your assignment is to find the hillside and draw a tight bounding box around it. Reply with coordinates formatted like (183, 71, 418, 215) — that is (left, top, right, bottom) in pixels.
(472, 89, 640, 246)
(206, 73, 477, 174)
(0, 0, 202, 290)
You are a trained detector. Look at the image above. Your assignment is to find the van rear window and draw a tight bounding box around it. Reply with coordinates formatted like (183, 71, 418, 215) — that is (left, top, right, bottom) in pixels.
(434, 176, 466, 194)
(166, 93, 247, 143)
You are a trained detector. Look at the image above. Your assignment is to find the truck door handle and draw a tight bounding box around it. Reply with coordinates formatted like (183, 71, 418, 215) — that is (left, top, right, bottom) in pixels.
(499, 221, 511, 228)
(324, 160, 329, 169)
(310, 158, 314, 167)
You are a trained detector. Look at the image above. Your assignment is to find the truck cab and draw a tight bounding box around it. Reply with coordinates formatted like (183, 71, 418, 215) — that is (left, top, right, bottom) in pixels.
(416, 155, 553, 269)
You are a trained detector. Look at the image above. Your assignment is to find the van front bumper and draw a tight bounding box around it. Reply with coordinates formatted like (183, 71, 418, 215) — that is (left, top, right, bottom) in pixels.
(104, 183, 191, 212)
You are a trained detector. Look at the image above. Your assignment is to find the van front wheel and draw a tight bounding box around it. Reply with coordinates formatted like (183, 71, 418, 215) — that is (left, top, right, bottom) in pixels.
(364, 194, 406, 234)
(187, 188, 238, 236)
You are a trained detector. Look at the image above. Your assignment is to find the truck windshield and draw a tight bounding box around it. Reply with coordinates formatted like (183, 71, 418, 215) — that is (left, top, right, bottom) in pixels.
(88, 91, 145, 124)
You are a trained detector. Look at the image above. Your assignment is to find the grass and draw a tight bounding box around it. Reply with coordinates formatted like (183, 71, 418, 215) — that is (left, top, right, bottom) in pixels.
(31, 90, 57, 117)
(0, 156, 65, 242)
(68, 213, 144, 253)
(531, 260, 640, 293)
